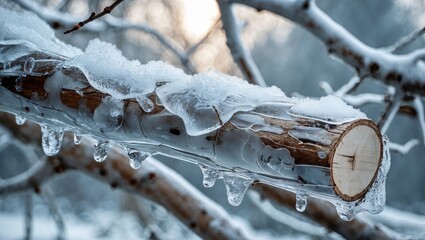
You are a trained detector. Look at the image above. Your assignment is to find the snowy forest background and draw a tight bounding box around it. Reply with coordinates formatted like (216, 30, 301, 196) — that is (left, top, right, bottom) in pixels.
(1, 0, 425, 239)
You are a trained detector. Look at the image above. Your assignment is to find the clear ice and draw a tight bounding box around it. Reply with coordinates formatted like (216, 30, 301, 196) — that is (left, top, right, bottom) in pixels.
(15, 77, 22, 92)
(24, 57, 35, 73)
(15, 115, 26, 125)
(41, 125, 64, 156)
(73, 133, 82, 145)
(136, 96, 154, 113)
(295, 193, 308, 212)
(335, 202, 355, 221)
(199, 165, 221, 188)
(126, 147, 150, 169)
(94, 140, 110, 162)
(93, 96, 123, 133)
(222, 173, 252, 206)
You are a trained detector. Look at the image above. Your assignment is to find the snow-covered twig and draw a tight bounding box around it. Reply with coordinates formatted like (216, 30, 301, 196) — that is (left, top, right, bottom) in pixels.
(389, 139, 420, 155)
(229, 0, 425, 95)
(386, 26, 425, 53)
(24, 193, 33, 240)
(41, 187, 66, 239)
(217, 1, 266, 86)
(377, 89, 404, 133)
(64, 0, 124, 34)
(14, 0, 196, 73)
(413, 97, 425, 145)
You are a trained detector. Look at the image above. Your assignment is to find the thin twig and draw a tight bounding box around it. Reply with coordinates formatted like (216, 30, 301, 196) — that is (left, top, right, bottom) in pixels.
(42, 186, 66, 239)
(64, 0, 124, 34)
(387, 26, 425, 53)
(413, 96, 425, 145)
(24, 193, 33, 240)
(187, 18, 221, 56)
(389, 139, 419, 154)
(377, 89, 404, 133)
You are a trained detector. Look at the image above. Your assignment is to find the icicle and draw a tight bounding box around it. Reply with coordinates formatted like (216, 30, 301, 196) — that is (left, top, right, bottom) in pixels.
(73, 133, 82, 145)
(126, 147, 150, 169)
(94, 140, 110, 162)
(41, 125, 64, 156)
(199, 165, 220, 188)
(222, 173, 252, 206)
(75, 87, 84, 96)
(317, 151, 326, 159)
(15, 115, 26, 125)
(335, 202, 355, 221)
(15, 76, 22, 92)
(295, 193, 308, 212)
(24, 57, 35, 73)
(136, 96, 154, 113)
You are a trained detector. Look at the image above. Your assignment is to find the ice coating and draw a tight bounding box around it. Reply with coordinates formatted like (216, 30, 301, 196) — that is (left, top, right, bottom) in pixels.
(288, 95, 367, 124)
(65, 39, 188, 100)
(222, 173, 252, 206)
(41, 125, 64, 156)
(156, 69, 288, 136)
(74, 133, 82, 145)
(93, 96, 124, 133)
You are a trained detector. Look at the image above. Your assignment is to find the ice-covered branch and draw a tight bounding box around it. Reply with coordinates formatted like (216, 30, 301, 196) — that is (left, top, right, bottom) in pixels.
(0, 113, 252, 240)
(217, 1, 267, 86)
(0, 6, 388, 221)
(229, 0, 425, 95)
(386, 26, 425, 53)
(253, 184, 403, 240)
(13, 0, 196, 73)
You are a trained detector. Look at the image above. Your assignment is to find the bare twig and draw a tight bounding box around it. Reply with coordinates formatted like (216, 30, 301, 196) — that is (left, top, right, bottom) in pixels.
(217, 1, 267, 86)
(64, 0, 124, 34)
(386, 26, 425, 53)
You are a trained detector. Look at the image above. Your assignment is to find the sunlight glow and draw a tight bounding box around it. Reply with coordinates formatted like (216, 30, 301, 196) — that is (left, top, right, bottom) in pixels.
(181, 0, 219, 41)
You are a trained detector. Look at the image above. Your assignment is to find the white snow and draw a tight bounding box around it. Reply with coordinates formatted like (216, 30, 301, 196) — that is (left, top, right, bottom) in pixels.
(0, 7, 80, 60)
(288, 95, 367, 124)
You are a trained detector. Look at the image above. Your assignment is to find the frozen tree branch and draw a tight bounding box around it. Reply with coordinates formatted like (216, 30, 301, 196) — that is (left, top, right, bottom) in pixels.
(217, 0, 267, 86)
(0, 113, 252, 240)
(386, 26, 425, 53)
(63, 0, 124, 34)
(388, 139, 420, 155)
(252, 184, 404, 240)
(228, 0, 425, 95)
(13, 0, 196, 73)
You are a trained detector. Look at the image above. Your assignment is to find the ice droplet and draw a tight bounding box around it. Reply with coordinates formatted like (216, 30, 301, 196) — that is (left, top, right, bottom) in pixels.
(295, 193, 308, 212)
(317, 151, 326, 159)
(41, 125, 64, 156)
(126, 147, 150, 169)
(24, 57, 35, 73)
(222, 173, 252, 206)
(75, 87, 84, 96)
(136, 96, 154, 113)
(15, 76, 22, 92)
(73, 133, 82, 145)
(199, 165, 220, 188)
(94, 140, 110, 162)
(336, 202, 355, 221)
(15, 115, 26, 125)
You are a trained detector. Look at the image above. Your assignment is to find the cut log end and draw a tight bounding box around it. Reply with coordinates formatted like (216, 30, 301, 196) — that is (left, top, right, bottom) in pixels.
(330, 119, 383, 201)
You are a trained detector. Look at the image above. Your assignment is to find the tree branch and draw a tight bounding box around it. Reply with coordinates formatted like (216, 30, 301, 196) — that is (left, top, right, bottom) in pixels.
(64, 0, 124, 34)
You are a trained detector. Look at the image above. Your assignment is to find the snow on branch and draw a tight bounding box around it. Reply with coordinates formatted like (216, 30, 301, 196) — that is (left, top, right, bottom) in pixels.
(0, 112, 253, 240)
(0, 5, 390, 221)
(13, 0, 196, 73)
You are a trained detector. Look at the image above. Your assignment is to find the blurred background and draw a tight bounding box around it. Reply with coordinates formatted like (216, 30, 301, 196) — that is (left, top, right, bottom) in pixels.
(1, 0, 425, 239)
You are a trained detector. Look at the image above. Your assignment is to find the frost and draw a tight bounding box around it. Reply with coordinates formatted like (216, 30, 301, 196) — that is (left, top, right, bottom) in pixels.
(222, 173, 252, 206)
(288, 95, 367, 124)
(73, 133, 82, 145)
(93, 96, 124, 133)
(136, 96, 154, 113)
(199, 165, 221, 188)
(15, 115, 26, 126)
(157, 69, 288, 135)
(295, 193, 308, 212)
(126, 147, 150, 169)
(94, 140, 110, 162)
(41, 125, 64, 156)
